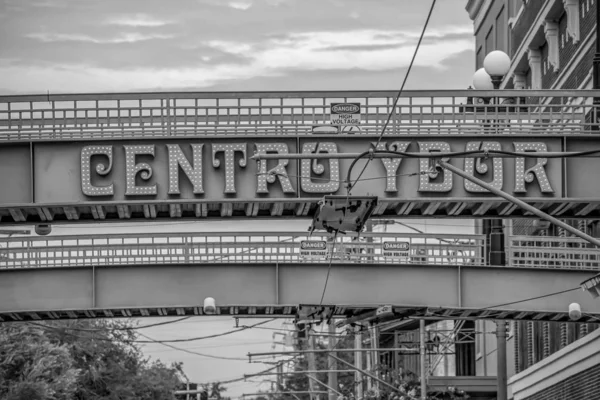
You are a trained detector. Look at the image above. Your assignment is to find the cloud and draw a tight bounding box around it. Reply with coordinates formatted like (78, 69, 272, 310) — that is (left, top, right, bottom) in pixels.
(26, 32, 175, 44)
(206, 28, 473, 72)
(228, 1, 253, 10)
(0, 25, 473, 94)
(106, 14, 172, 27)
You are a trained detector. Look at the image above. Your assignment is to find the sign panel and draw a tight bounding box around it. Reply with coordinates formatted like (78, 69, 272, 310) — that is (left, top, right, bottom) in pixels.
(299, 240, 328, 259)
(26, 137, 571, 204)
(330, 103, 361, 125)
(382, 241, 410, 259)
(5, 135, 600, 222)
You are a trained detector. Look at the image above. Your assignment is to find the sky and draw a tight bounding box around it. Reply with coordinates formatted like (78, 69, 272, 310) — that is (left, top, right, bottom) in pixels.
(0, 0, 476, 397)
(0, 0, 475, 94)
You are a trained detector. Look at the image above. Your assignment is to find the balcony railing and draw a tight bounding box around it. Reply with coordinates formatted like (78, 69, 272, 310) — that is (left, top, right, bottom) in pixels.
(507, 235, 600, 270)
(2, 231, 599, 271)
(0, 90, 597, 141)
(0, 231, 485, 269)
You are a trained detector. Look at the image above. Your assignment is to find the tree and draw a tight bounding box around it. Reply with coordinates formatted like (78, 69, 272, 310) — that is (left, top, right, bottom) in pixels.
(0, 323, 79, 400)
(209, 382, 227, 399)
(0, 319, 184, 400)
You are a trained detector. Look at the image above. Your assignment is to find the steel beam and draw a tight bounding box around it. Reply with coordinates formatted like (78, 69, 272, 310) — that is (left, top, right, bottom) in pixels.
(0, 263, 596, 319)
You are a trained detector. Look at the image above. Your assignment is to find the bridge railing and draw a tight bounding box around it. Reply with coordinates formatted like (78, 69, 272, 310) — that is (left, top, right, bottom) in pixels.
(507, 235, 599, 270)
(0, 231, 485, 269)
(0, 90, 597, 141)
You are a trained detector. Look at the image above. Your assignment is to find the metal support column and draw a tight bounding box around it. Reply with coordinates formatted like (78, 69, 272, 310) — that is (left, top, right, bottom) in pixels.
(420, 319, 427, 400)
(355, 325, 363, 400)
(307, 335, 318, 400)
(496, 321, 508, 400)
(328, 322, 338, 400)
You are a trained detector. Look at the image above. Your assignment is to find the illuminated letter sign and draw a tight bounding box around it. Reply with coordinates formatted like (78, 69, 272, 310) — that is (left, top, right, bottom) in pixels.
(167, 144, 204, 195)
(464, 141, 503, 193)
(513, 142, 554, 193)
(374, 141, 410, 192)
(212, 143, 247, 194)
(300, 142, 340, 193)
(255, 143, 295, 194)
(125, 145, 157, 196)
(81, 145, 114, 196)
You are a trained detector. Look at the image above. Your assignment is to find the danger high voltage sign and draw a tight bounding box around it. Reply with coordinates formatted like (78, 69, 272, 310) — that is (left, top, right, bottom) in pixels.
(330, 103, 361, 125)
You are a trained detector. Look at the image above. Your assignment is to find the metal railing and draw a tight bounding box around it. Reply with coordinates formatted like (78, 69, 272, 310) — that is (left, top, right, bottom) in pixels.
(0, 231, 485, 269)
(0, 90, 597, 141)
(507, 235, 600, 270)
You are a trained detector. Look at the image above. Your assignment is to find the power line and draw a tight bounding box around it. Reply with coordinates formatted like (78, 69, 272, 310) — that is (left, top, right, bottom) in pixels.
(319, 232, 339, 306)
(26, 318, 276, 344)
(256, 170, 427, 184)
(132, 318, 277, 343)
(482, 287, 581, 310)
(137, 331, 249, 361)
(143, 340, 274, 353)
(25, 316, 192, 333)
(348, 0, 437, 193)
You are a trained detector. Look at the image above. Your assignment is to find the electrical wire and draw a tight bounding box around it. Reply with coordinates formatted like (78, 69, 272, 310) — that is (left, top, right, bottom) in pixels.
(25, 316, 193, 333)
(137, 331, 249, 361)
(143, 341, 274, 354)
(132, 318, 277, 343)
(26, 318, 276, 344)
(346, 147, 600, 193)
(256, 170, 428, 184)
(319, 232, 339, 306)
(348, 0, 437, 194)
(481, 287, 581, 310)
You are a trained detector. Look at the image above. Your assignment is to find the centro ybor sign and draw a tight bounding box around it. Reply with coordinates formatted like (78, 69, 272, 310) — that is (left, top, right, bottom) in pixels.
(330, 103, 361, 125)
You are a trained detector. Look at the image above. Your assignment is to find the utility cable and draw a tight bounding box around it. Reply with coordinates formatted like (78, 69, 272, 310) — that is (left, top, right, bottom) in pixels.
(481, 287, 581, 310)
(26, 318, 276, 344)
(319, 232, 339, 306)
(26, 316, 192, 332)
(137, 331, 248, 361)
(348, 0, 437, 194)
(131, 318, 276, 343)
(345, 146, 600, 195)
(256, 170, 427, 184)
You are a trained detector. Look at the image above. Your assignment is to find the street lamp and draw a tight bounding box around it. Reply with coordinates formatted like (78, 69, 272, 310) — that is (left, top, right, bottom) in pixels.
(483, 50, 511, 89)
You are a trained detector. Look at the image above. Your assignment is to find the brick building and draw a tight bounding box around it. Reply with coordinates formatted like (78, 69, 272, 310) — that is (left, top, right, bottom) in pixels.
(466, 1, 600, 399)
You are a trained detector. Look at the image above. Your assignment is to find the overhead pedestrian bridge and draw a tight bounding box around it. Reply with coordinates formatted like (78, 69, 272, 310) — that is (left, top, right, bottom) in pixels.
(0, 231, 597, 323)
(1, 90, 600, 224)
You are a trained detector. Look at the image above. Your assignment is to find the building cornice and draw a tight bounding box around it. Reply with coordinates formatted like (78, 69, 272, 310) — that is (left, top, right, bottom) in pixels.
(466, 0, 493, 34)
(466, 0, 484, 20)
(509, 328, 600, 400)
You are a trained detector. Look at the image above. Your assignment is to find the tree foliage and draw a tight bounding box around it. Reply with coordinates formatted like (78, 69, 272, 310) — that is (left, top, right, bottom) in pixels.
(0, 320, 184, 400)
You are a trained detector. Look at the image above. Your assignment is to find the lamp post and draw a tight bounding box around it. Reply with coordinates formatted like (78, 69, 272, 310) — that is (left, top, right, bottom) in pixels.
(471, 51, 511, 268)
(472, 50, 511, 400)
